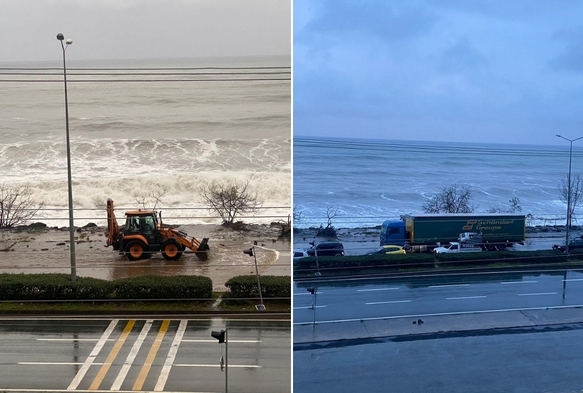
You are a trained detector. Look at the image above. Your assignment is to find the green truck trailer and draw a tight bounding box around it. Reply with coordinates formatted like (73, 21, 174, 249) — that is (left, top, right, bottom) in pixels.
(380, 214, 526, 252)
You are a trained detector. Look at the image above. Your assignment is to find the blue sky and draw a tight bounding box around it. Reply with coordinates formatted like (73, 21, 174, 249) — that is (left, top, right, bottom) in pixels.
(294, 0, 583, 145)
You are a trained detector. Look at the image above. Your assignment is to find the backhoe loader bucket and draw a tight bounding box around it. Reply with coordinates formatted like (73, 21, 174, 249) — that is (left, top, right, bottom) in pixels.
(195, 238, 210, 260)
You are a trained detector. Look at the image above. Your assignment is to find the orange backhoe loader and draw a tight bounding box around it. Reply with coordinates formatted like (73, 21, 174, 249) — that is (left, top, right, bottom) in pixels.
(106, 199, 209, 261)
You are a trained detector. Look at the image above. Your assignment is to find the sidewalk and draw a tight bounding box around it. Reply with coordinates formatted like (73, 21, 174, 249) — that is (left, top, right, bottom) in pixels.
(293, 306, 583, 345)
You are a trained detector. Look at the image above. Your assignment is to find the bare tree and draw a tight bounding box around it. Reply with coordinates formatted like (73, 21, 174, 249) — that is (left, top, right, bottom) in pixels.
(293, 205, 303, 223)
(487, 197, 523, 214)
(292, 205, 303, 234)
(200, 179, 262, 226)
(509, 197, 522, 213)
(278, 213, 291, 239)
(316, 206, 339, 237)
(422, 184, 476, 214)
(0, 184, 44, 228)
(135, 184, 167, 210)
(325, 206, 339, 228)
(559, 174, 583, 225)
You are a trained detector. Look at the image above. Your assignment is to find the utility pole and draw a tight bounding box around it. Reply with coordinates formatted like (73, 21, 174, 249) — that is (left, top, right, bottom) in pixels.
(57, 32, 76, 282)
(556, 134, 583, 255)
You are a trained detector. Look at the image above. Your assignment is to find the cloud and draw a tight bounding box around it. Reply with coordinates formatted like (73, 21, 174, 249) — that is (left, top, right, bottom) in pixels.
(438, 37, 488, 73)
(549, 27, 583, 73)
(294, 0, 583, 145)
(296, 0, 437, 45)
(0, 0, 291, 62)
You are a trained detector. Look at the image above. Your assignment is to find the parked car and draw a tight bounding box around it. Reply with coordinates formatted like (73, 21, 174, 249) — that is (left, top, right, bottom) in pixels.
(306, 241, 345, 257)
(293, 249, 308, 263)
(371, 244, 407, 255)
(553, 237, 583, 252)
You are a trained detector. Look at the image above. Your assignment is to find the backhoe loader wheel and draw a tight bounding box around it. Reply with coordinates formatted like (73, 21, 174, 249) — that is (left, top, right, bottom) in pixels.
(161, 239, 184, 261)
(125, 240, 147, 261)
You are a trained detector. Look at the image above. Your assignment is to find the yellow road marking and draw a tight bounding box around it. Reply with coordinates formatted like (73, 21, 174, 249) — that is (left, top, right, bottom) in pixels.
(132, 319, 170, 391)
(89, 320, 135, 390)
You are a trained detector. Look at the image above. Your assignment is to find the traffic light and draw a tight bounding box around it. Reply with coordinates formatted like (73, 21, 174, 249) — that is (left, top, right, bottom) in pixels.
(243, 247, 254, 257)
(211, 330, 226, 343)
(307, 287, 316, 295)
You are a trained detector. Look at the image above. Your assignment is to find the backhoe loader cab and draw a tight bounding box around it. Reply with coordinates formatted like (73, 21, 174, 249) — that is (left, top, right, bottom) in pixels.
(106, 199, 209, 261)
(124, 211, 159, 240)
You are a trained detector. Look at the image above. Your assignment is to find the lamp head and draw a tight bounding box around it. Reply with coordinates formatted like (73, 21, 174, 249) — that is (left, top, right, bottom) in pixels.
(211, 330, 225, 343)
(66, 39, 73, 45)
(57, 33, 64, 41)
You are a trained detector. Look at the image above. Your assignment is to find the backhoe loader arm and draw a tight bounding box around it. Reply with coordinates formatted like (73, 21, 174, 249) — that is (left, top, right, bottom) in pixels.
(106, 198, 120, 248)
(159, 228, 210, 260)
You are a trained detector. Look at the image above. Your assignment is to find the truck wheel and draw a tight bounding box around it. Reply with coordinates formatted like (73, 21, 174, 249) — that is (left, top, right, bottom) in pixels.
(161, 239, 184, 260)
(125, 240, 147, 261)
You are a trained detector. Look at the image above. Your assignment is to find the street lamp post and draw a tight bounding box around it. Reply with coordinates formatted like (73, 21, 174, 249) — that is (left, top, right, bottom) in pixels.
(307, 287, 317, 325)
(309, 242, 321, 276)
(556, 134, 583, 255)
(243, 246, 265, 311)
(211, 329, 227, 393)
(57, 33, 76, 282)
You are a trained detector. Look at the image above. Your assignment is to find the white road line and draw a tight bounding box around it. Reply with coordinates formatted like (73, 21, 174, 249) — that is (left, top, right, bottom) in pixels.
(110, 319, 153, 391)
(446, 296, 487, 300)
(155, 320, 187, 391)
(36, 339, 115, 342)
(518, 292, 558, 296)
(564, 278, 583, 282)
(501, 280, 538, 284)
(67, 319, 118, 390)
(428, 284, 470, 288)
(0, 388, 212, 393)
(294, 292, 322, 296)
(366, 300, 412, 305)
(182, 339, 262, 343)
(357, 287, 399, 292)
(175, 364, 261, 368)
(292, 304, 583, 326)
(18, 362, 105, 366)
(293, 306, 327, 310)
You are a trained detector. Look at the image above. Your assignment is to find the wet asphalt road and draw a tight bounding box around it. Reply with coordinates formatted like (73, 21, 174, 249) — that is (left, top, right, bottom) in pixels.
(0, 318, 290, 392)
(294, 269, 583, 325)
(294, 323, 583, 393)
(293, 269, 583, 393)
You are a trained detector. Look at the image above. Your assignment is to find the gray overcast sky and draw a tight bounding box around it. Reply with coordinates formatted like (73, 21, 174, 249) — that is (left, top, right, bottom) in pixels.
(294, 0, 583, 145)
(0, 0, 290, 62)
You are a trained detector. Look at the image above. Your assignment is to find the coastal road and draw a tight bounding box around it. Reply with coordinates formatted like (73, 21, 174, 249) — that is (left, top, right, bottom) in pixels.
(294, 323, 583, 393)
(0, 317, 290, 392)
(293, 269, 583, 327)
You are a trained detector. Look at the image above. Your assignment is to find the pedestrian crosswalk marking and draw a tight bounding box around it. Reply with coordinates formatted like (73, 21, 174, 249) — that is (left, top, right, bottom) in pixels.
(89, 320, 135, 390)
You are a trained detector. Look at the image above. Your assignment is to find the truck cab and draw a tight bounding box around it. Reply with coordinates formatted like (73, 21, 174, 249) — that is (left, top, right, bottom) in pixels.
(380, 220, 407, 246)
